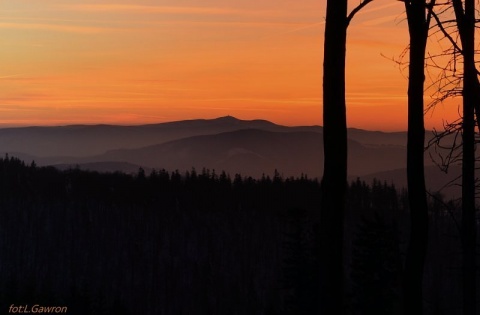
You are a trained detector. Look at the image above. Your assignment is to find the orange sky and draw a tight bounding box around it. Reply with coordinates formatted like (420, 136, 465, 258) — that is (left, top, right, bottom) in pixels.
(0, 0, 465, 131)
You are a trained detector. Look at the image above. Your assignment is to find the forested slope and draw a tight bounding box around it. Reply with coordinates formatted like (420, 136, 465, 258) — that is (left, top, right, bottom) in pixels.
(0, 156, 468, 314)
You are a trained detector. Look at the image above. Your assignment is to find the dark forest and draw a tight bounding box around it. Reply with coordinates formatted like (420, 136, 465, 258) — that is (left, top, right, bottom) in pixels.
(0, 156, 473, 314)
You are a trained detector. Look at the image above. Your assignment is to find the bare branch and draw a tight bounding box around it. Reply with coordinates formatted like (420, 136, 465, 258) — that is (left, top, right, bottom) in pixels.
(431, 9, 464, 53)
(426, 0, 437, 32)
(346, 0, 374, 27)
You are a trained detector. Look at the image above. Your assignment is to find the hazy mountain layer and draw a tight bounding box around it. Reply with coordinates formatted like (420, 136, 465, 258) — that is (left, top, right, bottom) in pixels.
(0, 115, 459, 195)
(0, 116, 408, 158)
(0, 116, 311, 157)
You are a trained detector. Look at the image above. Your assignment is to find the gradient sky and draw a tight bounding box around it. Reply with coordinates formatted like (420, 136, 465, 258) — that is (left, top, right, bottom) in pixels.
(0, 0, 462, 130)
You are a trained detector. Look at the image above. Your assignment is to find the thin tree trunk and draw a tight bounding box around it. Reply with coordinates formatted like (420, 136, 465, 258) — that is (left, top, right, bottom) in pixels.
(461, 53, 477, 315)
(452, 0, 477, 313)
(320, 0, 348, 313)
(403, 1, 430, 314)
(460, 7, 477, 315)
(461, 56, 476, 315)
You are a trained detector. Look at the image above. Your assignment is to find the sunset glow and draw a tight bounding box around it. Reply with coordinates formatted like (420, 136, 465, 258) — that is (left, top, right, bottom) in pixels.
(0, 0, 463, 130)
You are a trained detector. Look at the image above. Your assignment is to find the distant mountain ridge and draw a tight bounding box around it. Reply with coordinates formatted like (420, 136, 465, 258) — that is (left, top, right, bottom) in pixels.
(0, 116, 321, 157)
(0, 115, 458, 195)
(95, 129, 324, 178)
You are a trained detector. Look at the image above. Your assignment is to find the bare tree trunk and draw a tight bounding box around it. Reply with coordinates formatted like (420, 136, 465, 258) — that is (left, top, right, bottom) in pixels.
(403, 1, 430, 314)
(461, 56, 477, 315)
(452, 0, 477, 313)
(320, 0, 348, 313)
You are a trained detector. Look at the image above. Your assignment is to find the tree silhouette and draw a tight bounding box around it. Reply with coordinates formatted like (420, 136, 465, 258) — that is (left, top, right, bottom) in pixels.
(320, 1, 349, 309)
(426, 1, 478, 313)
(320, 0, 372, 313)
(451, 1, 478, 313)
(402, 1, 434, 314)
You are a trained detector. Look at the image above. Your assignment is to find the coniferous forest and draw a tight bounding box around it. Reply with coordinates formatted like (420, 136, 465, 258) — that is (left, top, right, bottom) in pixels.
(0, 155, 474, 314)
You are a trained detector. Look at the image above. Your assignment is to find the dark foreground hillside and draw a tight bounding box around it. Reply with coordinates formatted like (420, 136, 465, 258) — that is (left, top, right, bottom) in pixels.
(0, 156, 472, 314)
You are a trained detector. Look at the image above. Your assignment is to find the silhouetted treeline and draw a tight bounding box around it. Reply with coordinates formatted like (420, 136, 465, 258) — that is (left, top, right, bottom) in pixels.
(0, 156, 474, 314)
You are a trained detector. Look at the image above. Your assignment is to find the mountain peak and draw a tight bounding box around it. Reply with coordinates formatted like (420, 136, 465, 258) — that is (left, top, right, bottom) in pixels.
(214, 115, 240, 122)
(213, 116, 277, 127)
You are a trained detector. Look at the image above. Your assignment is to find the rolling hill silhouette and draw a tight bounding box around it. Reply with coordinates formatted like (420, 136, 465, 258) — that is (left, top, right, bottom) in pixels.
(0, 116, 306, 157)
(0, 115, 458, 195)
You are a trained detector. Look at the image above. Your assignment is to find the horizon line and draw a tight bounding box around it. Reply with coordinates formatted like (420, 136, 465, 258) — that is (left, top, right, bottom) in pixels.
(0, 115, 418, 133)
